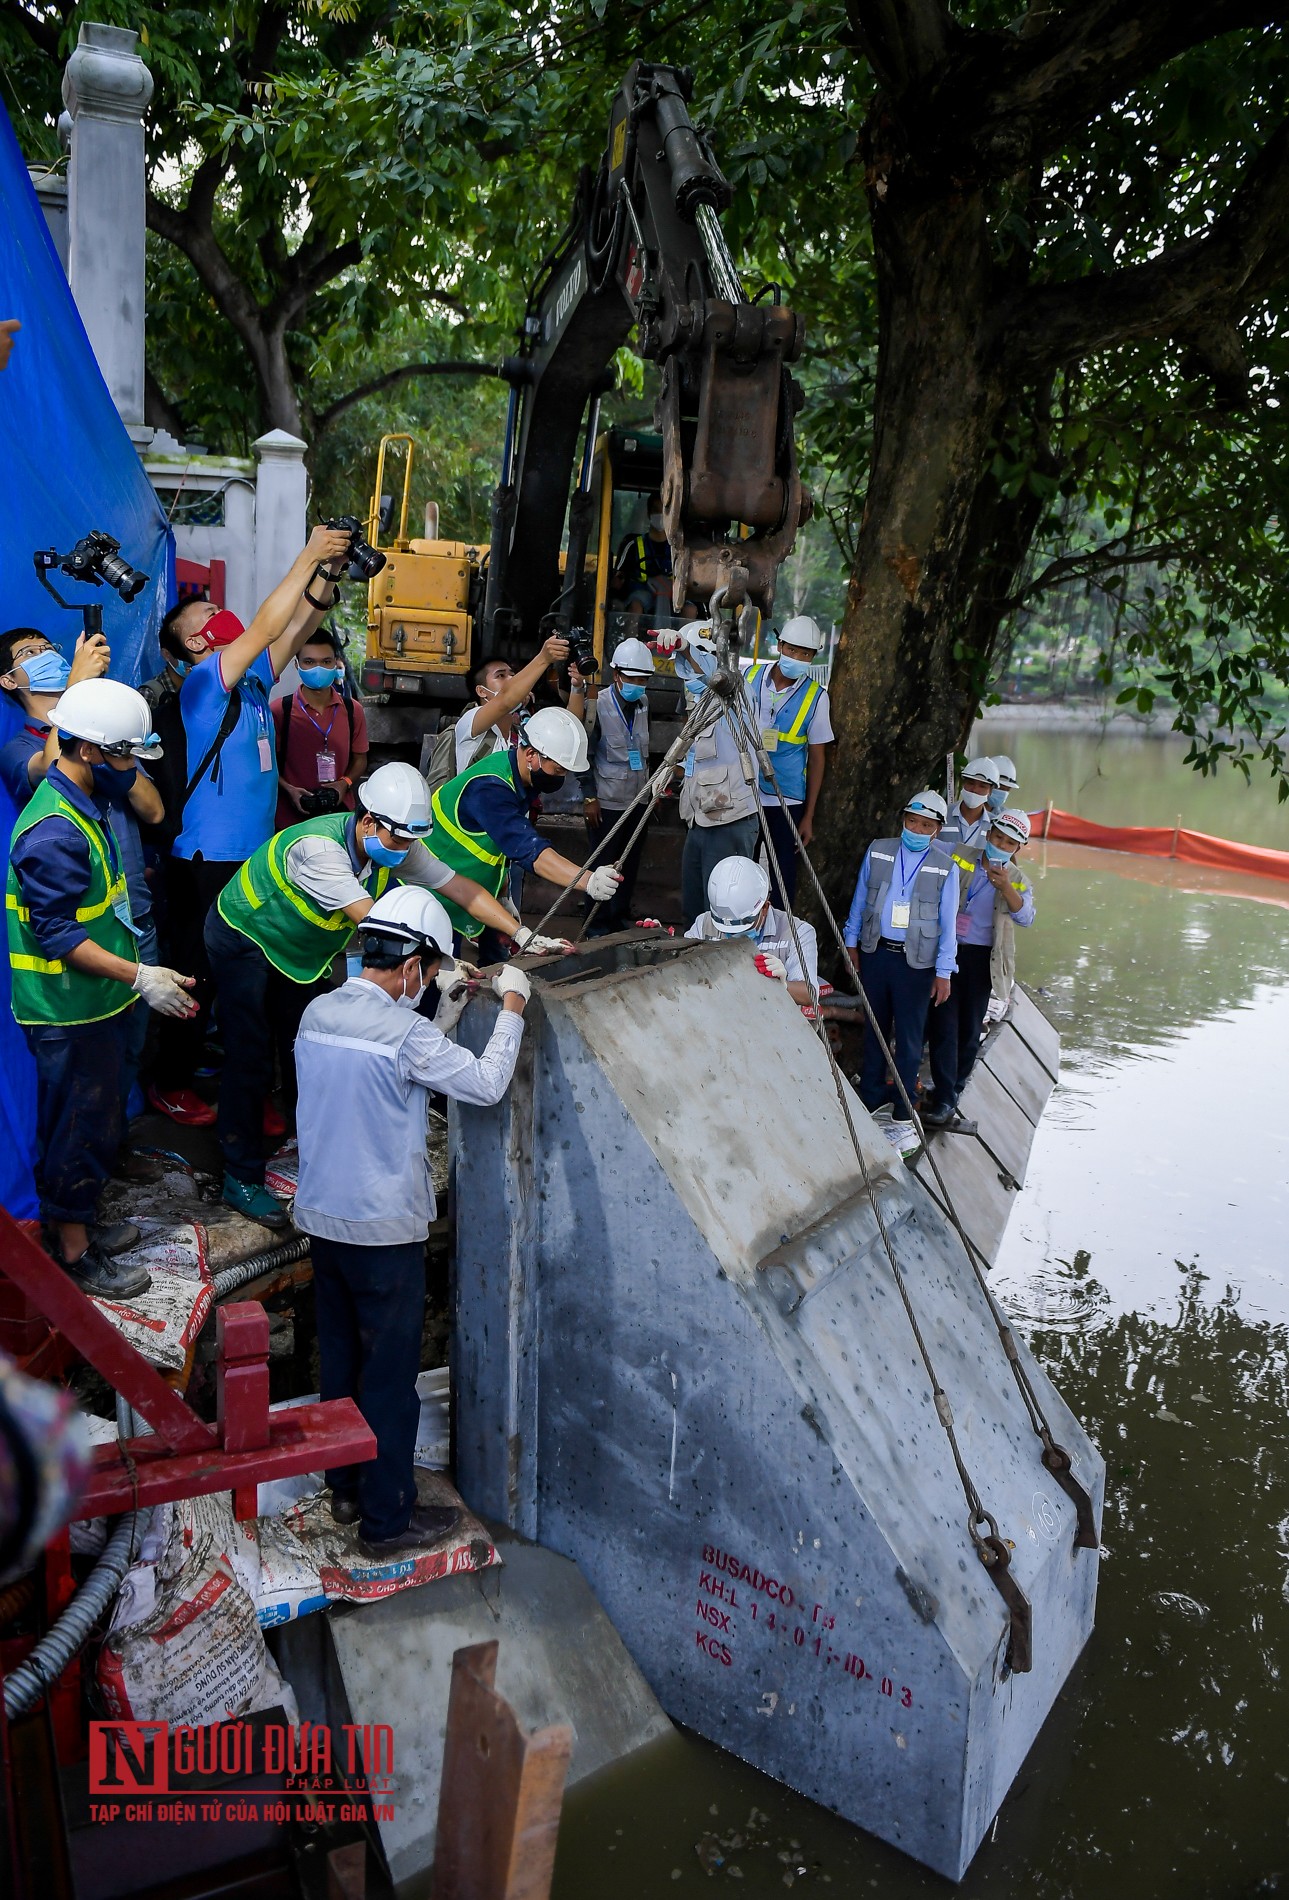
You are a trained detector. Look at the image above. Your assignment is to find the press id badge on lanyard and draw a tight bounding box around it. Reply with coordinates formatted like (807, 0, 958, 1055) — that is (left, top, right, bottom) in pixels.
(889, 900, 911, 930)
(628, 745, 643, 773)
(316, 749, 337, 783)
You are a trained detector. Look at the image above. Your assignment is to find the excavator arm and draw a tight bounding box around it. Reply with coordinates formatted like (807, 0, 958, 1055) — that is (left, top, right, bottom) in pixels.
(482, 60, 809, 660)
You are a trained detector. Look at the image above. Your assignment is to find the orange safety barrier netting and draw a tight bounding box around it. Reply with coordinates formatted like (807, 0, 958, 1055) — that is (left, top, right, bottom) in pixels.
(1028, 806, 1289, 886)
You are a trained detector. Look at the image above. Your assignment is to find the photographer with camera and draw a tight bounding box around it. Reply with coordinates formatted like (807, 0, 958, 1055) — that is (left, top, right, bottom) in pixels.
(146, 525, 352, 1128)
(432, 634, 572, 791)
(272, 626, 368, 830)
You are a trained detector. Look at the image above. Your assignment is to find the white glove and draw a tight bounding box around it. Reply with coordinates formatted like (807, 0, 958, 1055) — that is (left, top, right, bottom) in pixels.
(512, 927, 572, 956)
(433, 959, 472, 1033)
(493, 965, 531, 1004)
(132, 963, 197, 1018)
(585, 865, 623, 903)
(654, 629, 688, 656)
(754, 951, 788, 982)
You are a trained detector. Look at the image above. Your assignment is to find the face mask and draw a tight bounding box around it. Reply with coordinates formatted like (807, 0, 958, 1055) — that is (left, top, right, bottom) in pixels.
(617, 681, 647, 703)
(299, 664, 340, 689)
(91, 761, 134, 798)
(200, 609, 245, 648)
(901, 828, 933, 855)
(170, 656, 193, 680)
(986, 787, 1007, 813)
(960, 788, 988, 810)
(18, 649, 70, 694)
(776, 655, 811, 680)
(648, 513, 665, 534)
(984, 841, 1014, 865)
(530, 767, 566, 793)
(364, 834, 409, 868)
(396, 966, 424, 1011)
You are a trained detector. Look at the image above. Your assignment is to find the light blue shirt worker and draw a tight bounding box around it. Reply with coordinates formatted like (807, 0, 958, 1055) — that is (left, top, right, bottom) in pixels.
(844, 842, 959, 979)
(955, 856, 1035, 945)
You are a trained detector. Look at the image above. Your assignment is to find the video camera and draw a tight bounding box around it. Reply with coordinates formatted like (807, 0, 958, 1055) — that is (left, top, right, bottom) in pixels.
(35, 531, 149, 603)
(325, 515, 387, 583)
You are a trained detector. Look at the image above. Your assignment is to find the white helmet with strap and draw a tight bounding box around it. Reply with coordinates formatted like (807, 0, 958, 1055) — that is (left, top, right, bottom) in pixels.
(359, 885, 454, 959)
(706, 856, 771, 936)
(990, 806, 1031, 846)
(610, 636, 656, 677)
(358, 761, 431, 837)
(778, 614, 824, 653)
(992, 753, 1019, 789)
(52, 679, 160, 758)
(904, 788, 947, 823)
(963, 755, 1001, 787)
(519, 704, 590, 774)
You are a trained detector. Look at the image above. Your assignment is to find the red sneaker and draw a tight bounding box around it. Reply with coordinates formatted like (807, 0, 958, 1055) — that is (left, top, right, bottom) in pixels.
(147, 1084, 216, 1128)
(262, 1099, 288, 1139)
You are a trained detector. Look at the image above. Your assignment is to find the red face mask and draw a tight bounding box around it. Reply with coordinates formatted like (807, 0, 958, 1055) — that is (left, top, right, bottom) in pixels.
(199, 609, 245, 649)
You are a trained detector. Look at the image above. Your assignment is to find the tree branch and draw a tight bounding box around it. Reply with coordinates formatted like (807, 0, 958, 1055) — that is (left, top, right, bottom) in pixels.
(315, 361, 506, 433)
(1009, 537, 1189, 609)
(1002, 118, 1289, 377)
(902, 1, 1283, 176)
(3, 0, 68, 61)
(847, 0, 956, 94)
(279, 237, 363, 325)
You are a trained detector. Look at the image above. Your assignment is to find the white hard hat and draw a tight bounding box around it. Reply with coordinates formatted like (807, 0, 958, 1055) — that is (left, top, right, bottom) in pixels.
(519, 704, 590, 774)
(993, 754, 1018, 789)
(904, 788, 947, 823)
(963, 756, 1001, 787)
(610, 637, 655, 676)
(359, 760, 432, 837)
(778, 615, 824, 653)
(360, 885, 454, 958)
(706, 856, 771, 936)
(990, 806, 1031, 846)
(52, 679, 158, 756)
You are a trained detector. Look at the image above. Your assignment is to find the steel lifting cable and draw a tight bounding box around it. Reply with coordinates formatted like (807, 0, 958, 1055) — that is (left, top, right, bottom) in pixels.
(728, 689, 1098, 1555)
(716, 690, 1031, 1669)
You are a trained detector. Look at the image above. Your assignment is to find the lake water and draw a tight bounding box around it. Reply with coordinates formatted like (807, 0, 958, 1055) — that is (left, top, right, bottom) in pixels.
(552, 719, 1289, 1898)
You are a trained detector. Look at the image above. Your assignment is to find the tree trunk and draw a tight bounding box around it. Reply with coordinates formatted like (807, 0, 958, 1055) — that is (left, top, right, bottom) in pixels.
(813, 118, 1011, 925)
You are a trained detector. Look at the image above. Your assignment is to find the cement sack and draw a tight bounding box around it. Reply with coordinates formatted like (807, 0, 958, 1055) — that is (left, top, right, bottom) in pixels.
(87, 1221, 213, 1371)
(98, 1534, 298, 1726)
(264, 1141, 299, 1203)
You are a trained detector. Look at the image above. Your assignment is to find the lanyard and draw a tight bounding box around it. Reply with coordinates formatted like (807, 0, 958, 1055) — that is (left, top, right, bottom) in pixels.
(299, 696, 337, 750)
(608, 687, 638, 738)
(892, 845, 921, 901)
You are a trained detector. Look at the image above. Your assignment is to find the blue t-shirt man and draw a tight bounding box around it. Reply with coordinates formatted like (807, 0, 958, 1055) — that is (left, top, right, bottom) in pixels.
(172, 647, 278, 864)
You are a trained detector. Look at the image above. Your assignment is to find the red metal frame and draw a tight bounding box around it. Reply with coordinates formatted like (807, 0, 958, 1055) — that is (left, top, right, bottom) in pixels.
(175, 555, 226, 606)
(0, 1211, 374, 1521)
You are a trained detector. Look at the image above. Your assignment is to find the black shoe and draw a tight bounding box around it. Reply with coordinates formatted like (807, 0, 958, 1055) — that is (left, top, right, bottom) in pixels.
(95, 1220, 142, 1257)
(62, 1240, 152, 1301)
(357, 1503, 463, 1561)
(330, 1494, 361, 1526)
(919, 1100, 957, 1129)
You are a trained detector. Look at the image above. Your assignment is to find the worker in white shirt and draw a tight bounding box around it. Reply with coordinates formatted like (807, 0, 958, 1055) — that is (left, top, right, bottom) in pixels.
(744, 615, 834, 904)
(938, 756, 1001, 863)
(292, 885, 531, 1561)
(685, 856, 819, 1005)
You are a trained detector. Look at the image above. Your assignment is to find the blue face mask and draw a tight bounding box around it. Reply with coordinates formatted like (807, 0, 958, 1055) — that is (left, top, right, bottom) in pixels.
(776, 655, 811, 680)
(365, 835, 409, 868)
(170, 656, 193, 680)
(901, 827, 933, 855)
(617, 681, 647, 703)
(984, 841, 1014, 865)
(986, 787, 1007, 813)
(19, 649, 70, 695)
(91, 762, 134, 799)
(300, 664, 341, 690)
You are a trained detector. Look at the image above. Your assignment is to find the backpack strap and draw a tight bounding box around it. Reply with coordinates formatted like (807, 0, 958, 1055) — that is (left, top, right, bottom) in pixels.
(183, 685, 243, 808)
(275, 693, 294, 776)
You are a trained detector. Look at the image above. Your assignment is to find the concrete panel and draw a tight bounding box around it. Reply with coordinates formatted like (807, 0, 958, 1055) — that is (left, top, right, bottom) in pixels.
(911, 1122, 1018, 1266)
(980, 1022, 1049, 1125)
(954, 1061, 1037, 1189)
(1009, 985, 1061, 1081)
(274, 1534, 671, 1890)
(451, 936, 1101, 1881)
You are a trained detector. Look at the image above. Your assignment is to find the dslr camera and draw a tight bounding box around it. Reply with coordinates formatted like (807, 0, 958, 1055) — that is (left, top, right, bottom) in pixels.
(299, 786, 345, 817)
(568, 625, 598, 678)
(36, 531, 149, 603)
(325, 515, 387, 582)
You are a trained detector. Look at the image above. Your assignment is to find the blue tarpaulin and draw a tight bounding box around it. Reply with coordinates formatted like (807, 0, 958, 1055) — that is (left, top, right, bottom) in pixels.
(0, 98, 175, 1219)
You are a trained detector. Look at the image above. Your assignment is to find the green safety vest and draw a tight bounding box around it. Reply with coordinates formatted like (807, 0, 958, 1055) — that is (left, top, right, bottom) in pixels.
(6, 777, 137, 1027)
(429, 750, 515, 938)
(218, 813, 392, 983)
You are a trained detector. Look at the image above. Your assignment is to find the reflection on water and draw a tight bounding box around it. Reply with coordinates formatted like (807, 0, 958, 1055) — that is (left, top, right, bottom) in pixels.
(553, 726, 1289, 1898)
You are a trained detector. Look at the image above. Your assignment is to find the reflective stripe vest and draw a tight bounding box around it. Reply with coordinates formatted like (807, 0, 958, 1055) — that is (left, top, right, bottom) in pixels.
(217, 813, 391, 983)
(746, 664, 820, 804)
(591, 687, 650, 807)
(6, 778, 136, 1026)
(857, 839, 953, 970)
(430, 750, 514, 938)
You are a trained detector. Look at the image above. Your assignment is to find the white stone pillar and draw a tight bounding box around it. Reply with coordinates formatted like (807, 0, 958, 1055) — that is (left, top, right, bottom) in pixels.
(62, 22, 153, 439)
(253, 429, 309, 611)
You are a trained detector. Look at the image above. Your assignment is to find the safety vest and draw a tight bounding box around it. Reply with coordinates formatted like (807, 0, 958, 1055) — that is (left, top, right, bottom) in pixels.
(6, 778, 136, 1026)
(592, 687, 650, 808)
(217, 813, 391, 983)
(746, 664, 820, 804)
(952, 854, 1033, 1001)
(857, 839, 953, 970)
(429, 750, 515, 937)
